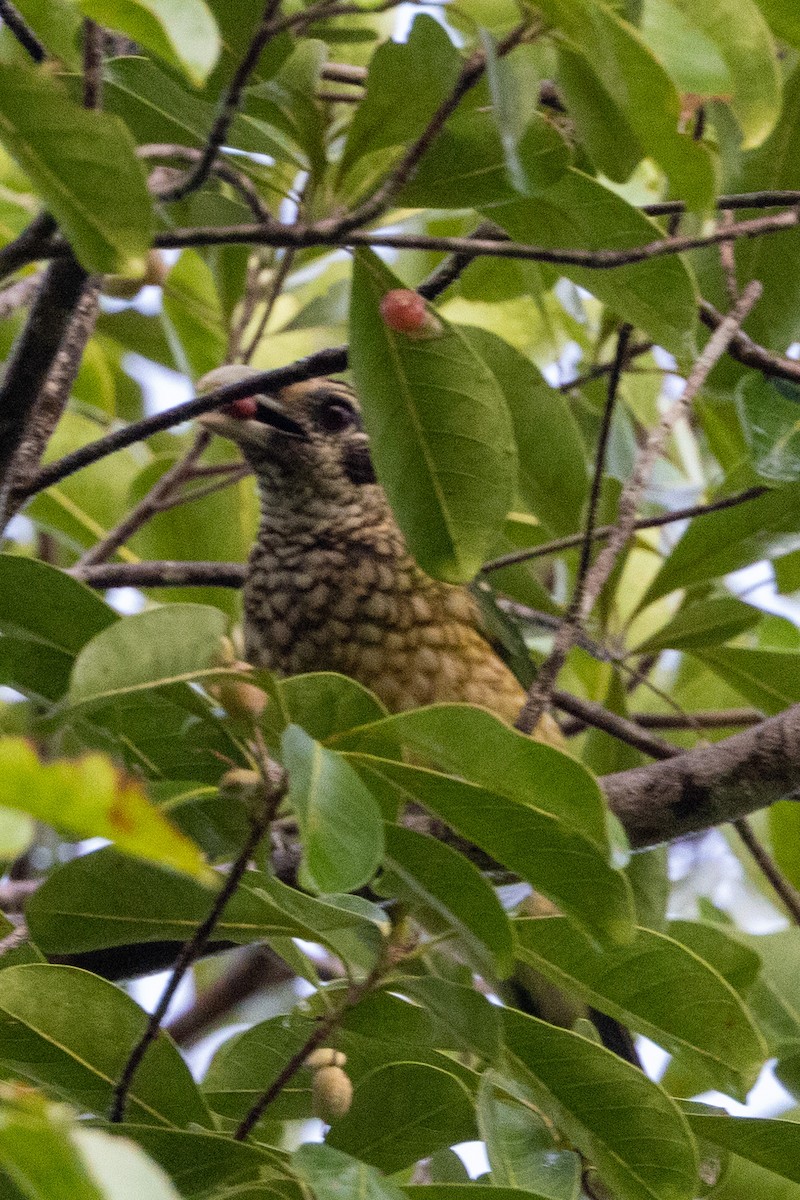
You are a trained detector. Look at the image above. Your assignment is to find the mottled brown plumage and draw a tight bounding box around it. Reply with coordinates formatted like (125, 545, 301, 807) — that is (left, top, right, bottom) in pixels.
(201, 375, 526, 724)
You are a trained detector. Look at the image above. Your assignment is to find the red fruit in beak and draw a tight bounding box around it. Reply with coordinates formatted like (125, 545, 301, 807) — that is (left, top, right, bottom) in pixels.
(226, 396, 259, 419)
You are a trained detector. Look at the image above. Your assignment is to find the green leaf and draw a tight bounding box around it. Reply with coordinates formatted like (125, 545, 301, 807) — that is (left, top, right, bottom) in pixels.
(460, 325, 588, 537)
(648, 0, 780, 149)
(337, 704, 609, 851)
(28, 410, 143, 558)
(502, 1007, 699, 1200)
(728, 65, 800, 353)
(201, 1011, 318, 1122)
(326, 1062, 476, 1173)
(67, 604, 229, 708)
(538, 0, 716, 207)
(642, 482, 800, 604)
(0, 965, 212, 1127)
(282, 724, 384, 893)
(769, 801, 800, 893)
(477, 1076, 581, 1198)
(693, 646, 800, 714)
(687, 1112, 800, 1186)
(103, 57, 302, 167)
(269, 672, 390, 749)
(339, 15, 461, 181)
(26, 848, 383, 958)
(739, 374, 800, 483)
(0, 739, 214, 883)
(0, 64, 153, 274)
(482, 37, 571, 195)
(349, 249, 517, 583)
(128, 450, 257, 619)
(382, 822, 515, 979)
(77, 0, 221, 87)
(294, 1144, 407, 1200)
(396, 976, 501, 1062)
(487, 171, 699, 358)
(0, 554, 115, 657)
(632, 596, 762, 654)
(515, 917, 766, 1098)
(0, 1083, 107, 1200)
(349, 755, 634, 947)
(754, 0, 800, 49)
(102, 1125, 275, 1198)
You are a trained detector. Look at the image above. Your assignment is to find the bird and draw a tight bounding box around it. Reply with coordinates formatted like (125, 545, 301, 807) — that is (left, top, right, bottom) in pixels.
(199, 372, 534, 727)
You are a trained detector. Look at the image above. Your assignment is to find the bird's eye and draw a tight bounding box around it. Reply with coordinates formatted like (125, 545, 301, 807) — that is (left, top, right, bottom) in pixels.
(318, 401, 358, 434)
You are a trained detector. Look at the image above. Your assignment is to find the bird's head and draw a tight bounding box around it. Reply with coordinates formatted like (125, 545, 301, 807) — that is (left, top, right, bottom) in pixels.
(197, 369, 377, 501)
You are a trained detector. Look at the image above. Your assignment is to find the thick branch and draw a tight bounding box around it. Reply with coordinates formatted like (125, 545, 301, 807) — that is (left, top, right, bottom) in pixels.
(602, 703, 800, 848)
(0, 256, 88, 522)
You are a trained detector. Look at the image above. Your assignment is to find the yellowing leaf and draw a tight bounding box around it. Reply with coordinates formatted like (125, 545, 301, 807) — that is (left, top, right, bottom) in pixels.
(0, 739, 214, 883)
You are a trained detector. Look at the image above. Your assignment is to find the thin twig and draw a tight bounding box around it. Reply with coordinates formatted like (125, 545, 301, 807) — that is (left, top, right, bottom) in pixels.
(71, 560, 247, 588)
(699, 299, 800, 385)
(20, 345, 351, 500)
(0, 0, 45, 60)
(0, 879, 39, 911)
(139, 145, 273, 223)
(320, 62, 366, 85)
(156, 0, 284, 203)
(82, 18, 103, 109)
(0, 922, 28, 959)
(19, 237, 479, 499)
(233, 961, 383, 1140)
(556, 341, 654, 391)
(515, 325, 631, 727)
(577, 325, 632, 589)
(110, 773, 285, 1123)
(76, 431, 211, 567)
(733, 819, 800, 925)
(644, 190, 800, 216)
(482, 485, 767, 572)
(154, 464, 250, 512)
(515, 281, 764, 734)
(9, 204, 800, 286)
(631, 709, 763, 730)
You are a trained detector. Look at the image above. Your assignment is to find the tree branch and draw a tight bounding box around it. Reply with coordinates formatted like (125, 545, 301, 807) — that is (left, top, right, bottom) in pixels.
(156, 0, 283, 203)
(602, 703, 800, 847)
(76, 431, 211, 567)
(110, 771, 284, 1123)
(515, 282, 763, 733)
(18, 232, 482, 500)
(0, 0, 45, 60)
(70, 560, 248, 588)
(0, 256, 90, 525)
(481, 486, 767, 572)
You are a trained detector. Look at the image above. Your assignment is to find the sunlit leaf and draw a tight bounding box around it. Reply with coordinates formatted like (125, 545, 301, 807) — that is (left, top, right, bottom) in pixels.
(0, 64, 153, 273)
(77, 0, 221, 87)
(349, 249, 517, 582)
(0, 739, 214, 882)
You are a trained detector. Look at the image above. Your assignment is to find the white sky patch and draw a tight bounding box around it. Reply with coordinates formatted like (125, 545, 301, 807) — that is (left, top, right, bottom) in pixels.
(123, 352, 193, 418)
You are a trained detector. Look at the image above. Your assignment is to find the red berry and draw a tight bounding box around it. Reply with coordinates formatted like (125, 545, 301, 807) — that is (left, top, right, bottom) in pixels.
(227, 396, 259, 419)
(380, 289, 427, 332)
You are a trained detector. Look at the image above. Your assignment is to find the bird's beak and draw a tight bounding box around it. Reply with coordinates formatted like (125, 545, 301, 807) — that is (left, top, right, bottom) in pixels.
(195, 367, 307, 440)
(199, 397, 307, 440)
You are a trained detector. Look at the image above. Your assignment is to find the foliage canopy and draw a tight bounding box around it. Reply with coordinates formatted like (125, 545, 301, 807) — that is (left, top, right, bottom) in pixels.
(3, 1, 800, 1198)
